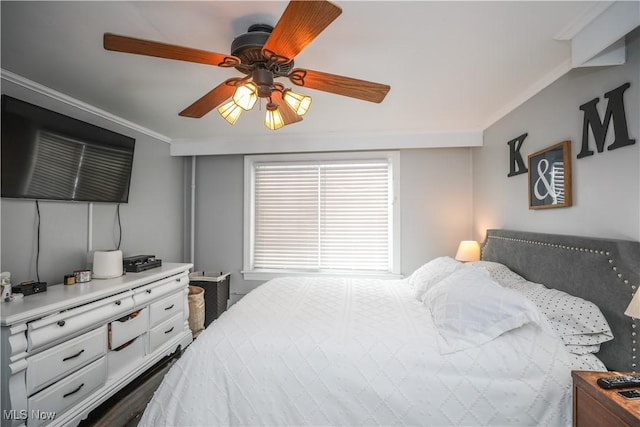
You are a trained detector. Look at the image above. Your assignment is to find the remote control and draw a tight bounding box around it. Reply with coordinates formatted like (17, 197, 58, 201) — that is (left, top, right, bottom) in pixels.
(597, 375, 640, 389)
(619, 389, 640, 399)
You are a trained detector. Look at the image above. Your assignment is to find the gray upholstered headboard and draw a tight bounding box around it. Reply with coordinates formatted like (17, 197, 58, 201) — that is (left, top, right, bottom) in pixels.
(481, 229, 640, 372)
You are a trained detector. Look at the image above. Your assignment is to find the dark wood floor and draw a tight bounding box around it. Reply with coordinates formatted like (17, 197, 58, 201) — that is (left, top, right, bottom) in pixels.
(79, 353, 179, 427)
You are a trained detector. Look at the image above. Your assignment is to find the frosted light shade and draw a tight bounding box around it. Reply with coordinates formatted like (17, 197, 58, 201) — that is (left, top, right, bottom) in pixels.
(455, 240, 480, 262)
(264, 103, 284, 130)
(283, 89, 312, 116)
(233, 83, 258, 111)
(218, 100, 243, 125)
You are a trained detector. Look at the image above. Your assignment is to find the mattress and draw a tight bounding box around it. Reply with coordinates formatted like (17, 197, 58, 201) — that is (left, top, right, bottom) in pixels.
(140, 276, 573, 426)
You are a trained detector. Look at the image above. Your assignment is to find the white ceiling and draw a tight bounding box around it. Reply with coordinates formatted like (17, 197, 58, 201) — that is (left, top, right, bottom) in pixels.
(0, 1, 614, 151)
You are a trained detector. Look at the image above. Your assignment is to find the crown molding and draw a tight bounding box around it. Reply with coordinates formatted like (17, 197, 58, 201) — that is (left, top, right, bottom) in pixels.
(553, 1, 615, 41)
(1, 69, 172, 144)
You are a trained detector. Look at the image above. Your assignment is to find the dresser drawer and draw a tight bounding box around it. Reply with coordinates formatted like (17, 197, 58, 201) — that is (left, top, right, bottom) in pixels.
(28, 292, 134, 351)
(28, 356, 106, 426)
(149, 314, 183, 353)
(108, 333, 146, 380)
(149, 292, 183, 327)
(26, 325, 107, 396)
(133, 273, 188, 308)
(109, 307, 148, 349)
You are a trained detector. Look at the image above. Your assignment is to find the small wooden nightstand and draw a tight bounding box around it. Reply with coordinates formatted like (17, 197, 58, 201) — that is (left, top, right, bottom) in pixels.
(572, 370, 640, 427)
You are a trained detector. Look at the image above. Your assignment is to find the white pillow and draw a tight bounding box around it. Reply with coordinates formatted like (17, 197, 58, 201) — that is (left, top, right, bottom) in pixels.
(505, 280, 613, 349)
(568, 353, 607, 371)
(409, 256, 461, 301)
(423, 265, 542, 354)
(469, 260, 527, 287)
(565, 344, 602, 355)
(469, 261, 613, 354)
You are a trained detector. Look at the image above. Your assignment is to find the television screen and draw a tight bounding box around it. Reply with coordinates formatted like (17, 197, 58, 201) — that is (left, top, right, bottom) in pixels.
(1, 95, 135, 203)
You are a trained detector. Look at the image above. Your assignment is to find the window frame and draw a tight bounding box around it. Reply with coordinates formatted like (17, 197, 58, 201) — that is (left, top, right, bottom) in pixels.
(243, 151, 401, 281)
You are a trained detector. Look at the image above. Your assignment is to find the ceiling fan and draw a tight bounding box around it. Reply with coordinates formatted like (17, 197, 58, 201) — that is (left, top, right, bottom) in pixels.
(103, 0, 390, 130)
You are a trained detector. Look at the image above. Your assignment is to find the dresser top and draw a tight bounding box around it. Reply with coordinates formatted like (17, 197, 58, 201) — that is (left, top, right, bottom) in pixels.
(0, 263, 193, 326)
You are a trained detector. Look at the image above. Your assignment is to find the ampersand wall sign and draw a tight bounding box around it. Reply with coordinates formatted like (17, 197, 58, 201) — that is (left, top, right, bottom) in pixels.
(528, 140, 572, 210)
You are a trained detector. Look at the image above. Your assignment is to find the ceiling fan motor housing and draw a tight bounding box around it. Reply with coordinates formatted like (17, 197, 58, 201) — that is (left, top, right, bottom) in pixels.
(253, 68, 274, 97)
(231, 24, 293, 74)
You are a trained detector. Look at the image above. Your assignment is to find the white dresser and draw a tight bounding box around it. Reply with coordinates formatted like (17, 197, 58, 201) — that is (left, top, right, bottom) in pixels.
(0, 263, 193, 427)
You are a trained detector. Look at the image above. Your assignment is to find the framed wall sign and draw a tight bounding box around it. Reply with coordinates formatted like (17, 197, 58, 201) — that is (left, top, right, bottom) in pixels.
(528, 140, 572, 209)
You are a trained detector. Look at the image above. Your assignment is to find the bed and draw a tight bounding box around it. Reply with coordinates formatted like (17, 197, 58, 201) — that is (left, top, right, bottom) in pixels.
(139, 229, 640, 426)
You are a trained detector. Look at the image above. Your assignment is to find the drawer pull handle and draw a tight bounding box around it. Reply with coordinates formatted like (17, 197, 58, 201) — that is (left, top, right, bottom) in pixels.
(57, 320, 66, 327)
(164, 326, 175, 334)
(164, 304, 175, 311)
(146, 289, 152, 294)
(62, 349, 85, 362)
(115, 300, 122, 306)
(63, 383, 84, 398)
(114, 336, 138, 352)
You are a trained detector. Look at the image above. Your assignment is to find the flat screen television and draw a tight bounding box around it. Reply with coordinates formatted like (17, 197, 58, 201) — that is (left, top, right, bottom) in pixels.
(1, 95, 135, 203)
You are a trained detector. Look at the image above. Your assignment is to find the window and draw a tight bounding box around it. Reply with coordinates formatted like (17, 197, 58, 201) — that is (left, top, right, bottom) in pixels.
(243, 151, 400, 280)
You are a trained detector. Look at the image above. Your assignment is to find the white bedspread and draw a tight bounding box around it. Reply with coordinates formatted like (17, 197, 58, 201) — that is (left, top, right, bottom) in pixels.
(140, 276, 573, 426)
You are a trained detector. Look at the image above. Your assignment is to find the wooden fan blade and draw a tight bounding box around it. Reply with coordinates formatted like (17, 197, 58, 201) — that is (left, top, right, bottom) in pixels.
(179, 79, 242, 118)
(271, 91, 303, 126)
(262, 1, 342, 62)
(104, 33, 240, 68)
(288, 68, 390, 103)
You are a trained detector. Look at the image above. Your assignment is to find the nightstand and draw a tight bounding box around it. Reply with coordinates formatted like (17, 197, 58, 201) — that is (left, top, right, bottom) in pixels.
(572, 370, 640, 427)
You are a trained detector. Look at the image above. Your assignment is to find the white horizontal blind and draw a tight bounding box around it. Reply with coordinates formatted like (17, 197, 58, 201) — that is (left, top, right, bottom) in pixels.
(253, 159, 391, 273)
(254, 164, 319, 270)
(319, 163, 390, 271)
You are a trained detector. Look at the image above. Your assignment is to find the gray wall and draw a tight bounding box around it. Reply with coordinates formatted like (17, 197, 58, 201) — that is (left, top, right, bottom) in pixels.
(1, 84, 187, 286)
(473, 29, 640, 243)
(192, 148, 473, 302)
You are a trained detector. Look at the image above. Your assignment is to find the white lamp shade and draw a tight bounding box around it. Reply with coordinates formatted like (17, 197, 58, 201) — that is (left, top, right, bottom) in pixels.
(218, 100, 243, 125)
(625, 289, 640, 319)
(283, 89, 312, 116)
(264, 103, 284, 130)
(455, 240, 480, 262)
(233, 83, 258, 111)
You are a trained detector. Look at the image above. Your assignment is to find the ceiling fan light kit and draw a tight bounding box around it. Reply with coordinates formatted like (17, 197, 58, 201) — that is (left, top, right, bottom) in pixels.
(222, 70, 311, 129)
(103, 0, 390, 131)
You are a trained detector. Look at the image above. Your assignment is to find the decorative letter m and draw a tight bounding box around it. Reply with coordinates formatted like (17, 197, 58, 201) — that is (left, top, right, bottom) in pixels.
(577, 82, 635, 159)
